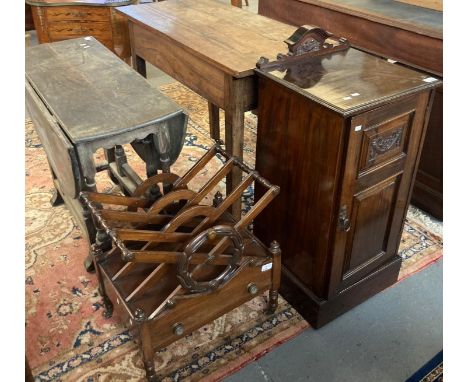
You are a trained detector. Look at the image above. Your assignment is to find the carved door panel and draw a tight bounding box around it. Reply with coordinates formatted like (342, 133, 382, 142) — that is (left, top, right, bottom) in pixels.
(328, 92, 430, 296)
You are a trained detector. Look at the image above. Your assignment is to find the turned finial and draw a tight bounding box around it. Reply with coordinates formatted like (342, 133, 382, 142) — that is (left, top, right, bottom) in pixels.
(134, 308, 146, 322)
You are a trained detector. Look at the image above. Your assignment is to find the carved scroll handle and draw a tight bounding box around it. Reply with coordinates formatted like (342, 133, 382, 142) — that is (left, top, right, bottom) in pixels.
(177, 225, 244, 294)
(256, 25, 349, 71)
(284, 25, 333, 56)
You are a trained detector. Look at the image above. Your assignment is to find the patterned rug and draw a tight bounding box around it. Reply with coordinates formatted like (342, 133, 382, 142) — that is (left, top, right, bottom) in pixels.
(25, 82, 443, 381)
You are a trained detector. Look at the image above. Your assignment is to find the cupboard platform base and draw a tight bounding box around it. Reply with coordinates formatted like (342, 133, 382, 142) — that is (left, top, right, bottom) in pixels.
(280, 256, 402, 328)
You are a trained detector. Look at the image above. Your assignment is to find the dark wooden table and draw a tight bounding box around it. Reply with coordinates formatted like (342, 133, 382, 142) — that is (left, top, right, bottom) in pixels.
(259, 0, 443, 219)
(116, 0, 296, 219)
(26, 37, 187, 271)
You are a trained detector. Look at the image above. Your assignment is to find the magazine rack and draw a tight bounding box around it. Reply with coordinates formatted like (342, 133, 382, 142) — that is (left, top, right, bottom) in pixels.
(80, 144, 281, 381)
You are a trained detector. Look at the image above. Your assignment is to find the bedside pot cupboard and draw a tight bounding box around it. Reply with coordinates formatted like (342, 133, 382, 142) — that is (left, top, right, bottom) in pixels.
(258, 0, 443, 220)
(253, 48, 441, 328)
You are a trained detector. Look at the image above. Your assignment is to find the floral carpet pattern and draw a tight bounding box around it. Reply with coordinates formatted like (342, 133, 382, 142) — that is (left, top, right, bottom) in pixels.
(25, 83, 443, 381)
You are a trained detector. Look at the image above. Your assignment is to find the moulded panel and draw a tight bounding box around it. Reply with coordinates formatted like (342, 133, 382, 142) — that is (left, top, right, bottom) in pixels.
(342, 175, 400, 281)
(358, 111, 414, 175)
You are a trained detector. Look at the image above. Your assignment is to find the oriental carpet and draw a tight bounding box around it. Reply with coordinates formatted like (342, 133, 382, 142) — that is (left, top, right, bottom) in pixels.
(25, 83, 443, 381)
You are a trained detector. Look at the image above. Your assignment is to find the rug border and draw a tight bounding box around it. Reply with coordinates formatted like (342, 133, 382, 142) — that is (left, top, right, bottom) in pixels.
(201, 321, 310, 382)
(397, 250, 443, 283)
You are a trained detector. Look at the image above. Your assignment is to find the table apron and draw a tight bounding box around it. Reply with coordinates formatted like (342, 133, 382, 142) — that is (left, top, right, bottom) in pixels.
(129, 21, 257, 112)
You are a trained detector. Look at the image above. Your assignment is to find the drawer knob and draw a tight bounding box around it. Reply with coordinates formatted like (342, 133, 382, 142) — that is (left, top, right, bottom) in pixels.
(247, 283, 258, 295)
(173, 323, 184, 336)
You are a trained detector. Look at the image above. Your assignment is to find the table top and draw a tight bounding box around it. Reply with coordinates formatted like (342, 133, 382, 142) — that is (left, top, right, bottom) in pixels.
(258, 48, 441, 116)
(296, 0, 442, 39)
(25, 0, 136, 7)
(117, 0, 297, 78)
(26, 37, 184, 144)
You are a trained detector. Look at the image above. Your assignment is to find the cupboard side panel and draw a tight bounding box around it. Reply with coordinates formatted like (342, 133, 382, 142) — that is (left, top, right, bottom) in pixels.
(254, 77, 345, 299)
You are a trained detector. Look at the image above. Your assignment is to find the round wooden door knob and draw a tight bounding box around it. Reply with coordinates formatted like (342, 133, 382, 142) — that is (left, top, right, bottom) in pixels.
(173, 323, 184, 336)
(247, 283, 258, 295)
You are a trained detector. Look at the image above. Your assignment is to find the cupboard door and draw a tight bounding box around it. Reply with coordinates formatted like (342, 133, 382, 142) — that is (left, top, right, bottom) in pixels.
(328, 92, 431, 296)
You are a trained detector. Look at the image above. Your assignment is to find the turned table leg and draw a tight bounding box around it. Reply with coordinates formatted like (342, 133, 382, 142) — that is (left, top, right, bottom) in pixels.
(83, 177, 98, 272)
(224, 109, 244, 221)
(208, 102, 221, 143)
(224, 77, 246, 221)
(209, 100, 246, 220)
(77, 145, 98, 273)
(104, 147, 120, 185)
(131, 137, 164, 200)
(267, 240, 281, 314)
(82, 206, 97, 273)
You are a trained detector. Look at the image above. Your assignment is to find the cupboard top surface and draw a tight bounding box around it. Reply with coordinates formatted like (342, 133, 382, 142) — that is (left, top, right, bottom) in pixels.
(257, 48, 441, 116)
(25, 37, 184, 144)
